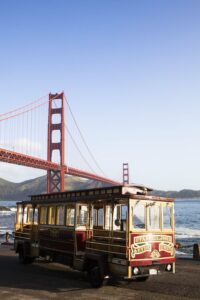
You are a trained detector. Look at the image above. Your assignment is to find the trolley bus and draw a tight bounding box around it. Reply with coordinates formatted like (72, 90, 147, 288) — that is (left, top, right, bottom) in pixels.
(14, 184, 175, 287)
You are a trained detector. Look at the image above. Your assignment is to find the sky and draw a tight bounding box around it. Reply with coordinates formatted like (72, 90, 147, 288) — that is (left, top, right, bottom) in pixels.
(0, 0, 200, 190)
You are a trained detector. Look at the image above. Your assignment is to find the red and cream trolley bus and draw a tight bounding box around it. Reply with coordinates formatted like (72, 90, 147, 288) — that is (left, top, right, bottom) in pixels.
(14, 184, 175, 287)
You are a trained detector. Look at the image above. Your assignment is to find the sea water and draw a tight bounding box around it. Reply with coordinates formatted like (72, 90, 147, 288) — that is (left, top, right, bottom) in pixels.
(175, 199, 200, 257)
(1, 199, 200, 257)
(0, 200, 16, 240)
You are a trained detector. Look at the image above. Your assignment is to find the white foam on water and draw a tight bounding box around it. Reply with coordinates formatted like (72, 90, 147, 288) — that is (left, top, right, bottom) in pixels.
(10, 207, 17, 212)
(176, 227, 200, 239)
(176, 250, 192, 258)
(176, 250, 188, 256)
(0, 210, 15, 216)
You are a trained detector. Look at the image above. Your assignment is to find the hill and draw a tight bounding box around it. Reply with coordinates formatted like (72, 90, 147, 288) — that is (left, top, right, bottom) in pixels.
(0, 175, 111, 201)
(151, 189, 200, 199)
(0, 176, 200, 201)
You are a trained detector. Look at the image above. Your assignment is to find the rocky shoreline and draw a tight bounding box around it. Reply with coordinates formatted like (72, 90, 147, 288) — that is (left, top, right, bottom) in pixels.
(0, 206, 11, 211)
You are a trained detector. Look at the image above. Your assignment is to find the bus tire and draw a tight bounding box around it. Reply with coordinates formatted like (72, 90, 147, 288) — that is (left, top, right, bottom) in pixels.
(88, 265, 103, 288)
(18, 246, 34, 264)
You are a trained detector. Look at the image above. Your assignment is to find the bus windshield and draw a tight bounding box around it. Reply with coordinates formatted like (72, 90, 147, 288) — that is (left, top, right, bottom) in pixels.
(132, 200, 173, 231)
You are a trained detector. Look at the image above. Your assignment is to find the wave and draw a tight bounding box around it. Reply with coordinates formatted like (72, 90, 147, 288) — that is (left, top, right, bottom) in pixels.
(176, 250, 192, 257)
(10, 207, 17, 212)
(176, 250, 189, 256)
(176, 227, 200, 239)
(0, 211, 15, 216)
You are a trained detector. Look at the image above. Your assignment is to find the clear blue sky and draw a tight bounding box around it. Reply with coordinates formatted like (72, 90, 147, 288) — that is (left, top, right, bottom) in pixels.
(0, 0, 200, 190)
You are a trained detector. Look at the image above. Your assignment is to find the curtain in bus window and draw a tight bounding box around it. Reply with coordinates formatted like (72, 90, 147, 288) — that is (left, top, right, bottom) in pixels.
(56, 206, 64, 225)
(78, 205, 88, 226)
(163, 205, 172, 229)
(133, 202, 145, 229)
(34, 208, 38, 224)
(17, 206, 23, 225)
(105, 205, 112, 230)
(23, 207, 28, 224)
(40, 207, 47, 224)
(66, 206, 75, 226)
(27, 207, 34, 224)
(48, 207, 56, 225)
(149, 204, 160, 230)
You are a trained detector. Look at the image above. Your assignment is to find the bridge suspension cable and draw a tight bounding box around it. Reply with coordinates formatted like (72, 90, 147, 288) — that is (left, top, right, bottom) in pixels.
(64, 94, 107, 177)
(0, 94, 48, 119)
(0, 98, 49, 122)
(51, 95, 97, 174)
(0, 94, 50, 158)
(66, 127, 97, 174)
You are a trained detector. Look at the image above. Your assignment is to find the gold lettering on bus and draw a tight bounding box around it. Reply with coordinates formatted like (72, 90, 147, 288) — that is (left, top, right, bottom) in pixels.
(131, 243, 151, 258)
(134, 235, 172, 244)
(159, 242, 174, 256)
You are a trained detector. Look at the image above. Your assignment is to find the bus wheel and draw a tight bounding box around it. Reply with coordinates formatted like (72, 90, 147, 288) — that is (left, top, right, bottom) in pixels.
(18, 247, 33, 264)
(88, 266, 103, 288)
(136, 276, 149, 282)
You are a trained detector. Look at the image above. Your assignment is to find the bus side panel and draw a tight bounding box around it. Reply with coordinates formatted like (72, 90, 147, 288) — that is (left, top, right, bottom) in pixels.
(39, 227, 75, 254)
(129, 233, 176, 266)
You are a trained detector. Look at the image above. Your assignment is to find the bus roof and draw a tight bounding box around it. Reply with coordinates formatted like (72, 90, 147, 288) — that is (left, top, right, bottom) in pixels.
(17, 184, 174, 205)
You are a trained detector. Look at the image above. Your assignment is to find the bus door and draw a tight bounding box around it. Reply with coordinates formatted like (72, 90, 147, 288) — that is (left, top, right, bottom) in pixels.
(75, 204, 90, 255)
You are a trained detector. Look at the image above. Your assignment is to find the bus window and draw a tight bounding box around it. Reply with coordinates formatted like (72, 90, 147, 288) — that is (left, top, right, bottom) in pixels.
(16, 205, 23, 225)
(133, 201, 145, 229)
(121, 205, 127, 231)
(56, 206, 65, 225)
(121, 205, 128, 220)
(97, 208, 103, 226)
(48, 207, 56, 225)
(113, 205, 120, 230)
(93, 206, 103, 227)
(149, 203, 160, 230)
(93, 207, 97, 226)
(40, 207, 47, 224)
(113, 204, 128, 231)
(163, 204, 172, 229)
(33, 207, 38, 225)
(66, 206, 75, 226)
(23, 207, 28, 224)
(105, 205, 112, 230)
(77, 205, 88, 226)
(27, 207, 34, 224)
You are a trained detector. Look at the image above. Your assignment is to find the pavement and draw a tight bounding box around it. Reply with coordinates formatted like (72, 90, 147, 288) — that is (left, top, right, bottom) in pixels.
(0, 245, 200, 299)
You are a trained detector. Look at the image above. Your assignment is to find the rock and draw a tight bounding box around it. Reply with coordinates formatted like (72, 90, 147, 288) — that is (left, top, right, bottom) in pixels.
(0, 206, 11, 211)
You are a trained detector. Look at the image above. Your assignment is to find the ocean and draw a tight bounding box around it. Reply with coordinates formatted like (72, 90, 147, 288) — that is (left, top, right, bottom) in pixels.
(0, 199, 200, 257)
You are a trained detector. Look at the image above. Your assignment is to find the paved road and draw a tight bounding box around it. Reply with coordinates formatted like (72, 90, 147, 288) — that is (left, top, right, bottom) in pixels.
(0, 245, 200, 299)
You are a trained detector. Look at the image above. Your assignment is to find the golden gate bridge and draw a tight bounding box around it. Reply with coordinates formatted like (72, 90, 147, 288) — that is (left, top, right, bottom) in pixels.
(0, 92, 122, 193)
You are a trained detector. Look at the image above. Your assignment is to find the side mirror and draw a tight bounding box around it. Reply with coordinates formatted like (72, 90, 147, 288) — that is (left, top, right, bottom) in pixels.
(114, 219, 121, 227)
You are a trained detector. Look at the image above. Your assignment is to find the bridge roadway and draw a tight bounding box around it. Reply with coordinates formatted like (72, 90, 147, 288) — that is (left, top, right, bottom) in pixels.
(0, 245, 199, 300)
(0, 148, 120, 186)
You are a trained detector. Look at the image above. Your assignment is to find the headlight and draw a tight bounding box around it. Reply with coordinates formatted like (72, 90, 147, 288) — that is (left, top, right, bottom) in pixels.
(133, 267, 140, 275)
(166, 264, 172, 271)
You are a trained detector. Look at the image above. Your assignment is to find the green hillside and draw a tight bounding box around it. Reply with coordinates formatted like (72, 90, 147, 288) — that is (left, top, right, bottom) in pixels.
(0, 175, 111, 201)
(151, 189, 200, 199)
(0, 176, 200, 201)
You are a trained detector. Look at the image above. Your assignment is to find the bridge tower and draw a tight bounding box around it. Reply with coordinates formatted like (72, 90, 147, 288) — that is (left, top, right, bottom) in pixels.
(47, 92, 65, 193)
(123, 163, 129, 185)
